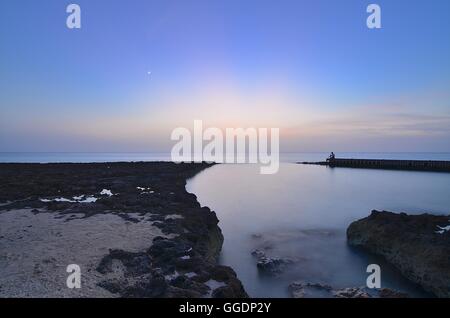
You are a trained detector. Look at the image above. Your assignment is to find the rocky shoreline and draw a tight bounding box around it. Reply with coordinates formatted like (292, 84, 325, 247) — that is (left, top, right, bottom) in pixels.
(347, 210, 450, 298)
(0, 162, 247, 298)
(288, 282, 409, 298)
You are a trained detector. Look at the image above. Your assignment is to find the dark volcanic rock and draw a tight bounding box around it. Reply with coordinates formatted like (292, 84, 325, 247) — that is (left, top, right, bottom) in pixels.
(98, 272, 169, 298)
(251, 249, 294, 275)
(0, 162, 248, 298)
(96, 249, 152, 276)
(377, 288, 409, 298)
(288, 282, 408, 298)
(332, 287, 371, 298)
(289, 282, 333, 298)
(333, 287, 408, 298)
(209, 265, 248, 298)
(347, 210, 450, 298)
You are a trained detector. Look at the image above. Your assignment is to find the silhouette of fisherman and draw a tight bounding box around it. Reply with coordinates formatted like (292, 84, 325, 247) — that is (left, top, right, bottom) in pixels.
(327, 152, 335, 162)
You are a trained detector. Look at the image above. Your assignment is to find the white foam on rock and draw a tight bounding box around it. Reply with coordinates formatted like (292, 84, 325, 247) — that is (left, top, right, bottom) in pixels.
(165, 214, 184, 220)
(185, 272, 197, 278)
(137, 187, 154, 194)
(79, 196, 97, 203)
(164, 271, 179, 281)
(137, 187, 151, 191)
(436, 222, 450, 234)
(100, 189, 113, 197)
(55, 197, 76, 202)
(40, 196, 98, 203)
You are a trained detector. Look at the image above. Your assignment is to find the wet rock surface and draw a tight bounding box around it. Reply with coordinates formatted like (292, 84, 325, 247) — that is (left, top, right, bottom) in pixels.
(347, 210, 450, 298)
(0, 162, 247, 298)
(289, 282, 333, 298)
(251, 249, 294, 275)
(289, 282, 409, 298)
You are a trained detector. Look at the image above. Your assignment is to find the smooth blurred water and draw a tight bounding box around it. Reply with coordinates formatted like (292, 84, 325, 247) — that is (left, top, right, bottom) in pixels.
(187, 156, 450, 298)
(1, 152, 450, 163)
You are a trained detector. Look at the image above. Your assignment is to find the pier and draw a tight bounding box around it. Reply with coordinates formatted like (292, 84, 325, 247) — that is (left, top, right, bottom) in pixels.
(299, 157, 450, 173)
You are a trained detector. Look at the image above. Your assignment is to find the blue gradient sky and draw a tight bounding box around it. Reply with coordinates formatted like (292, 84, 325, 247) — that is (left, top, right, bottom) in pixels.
(1, 0, 450, 152)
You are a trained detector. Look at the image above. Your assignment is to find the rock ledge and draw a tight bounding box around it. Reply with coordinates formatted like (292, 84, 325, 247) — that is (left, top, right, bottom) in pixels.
(347, 210, 450, 298)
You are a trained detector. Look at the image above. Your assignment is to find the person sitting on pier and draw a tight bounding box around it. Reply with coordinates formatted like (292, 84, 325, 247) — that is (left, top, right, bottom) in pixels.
(327, 152, 335, 162)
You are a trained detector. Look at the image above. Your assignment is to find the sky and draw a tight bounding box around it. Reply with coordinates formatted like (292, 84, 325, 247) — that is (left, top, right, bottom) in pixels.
(1, 0, 450, 152)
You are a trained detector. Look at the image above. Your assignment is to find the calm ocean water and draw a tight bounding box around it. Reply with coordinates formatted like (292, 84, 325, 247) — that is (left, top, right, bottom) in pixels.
(1, 152, 450, 163)
(186, 154, 450, 298)
(2, 152, 450, 297)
